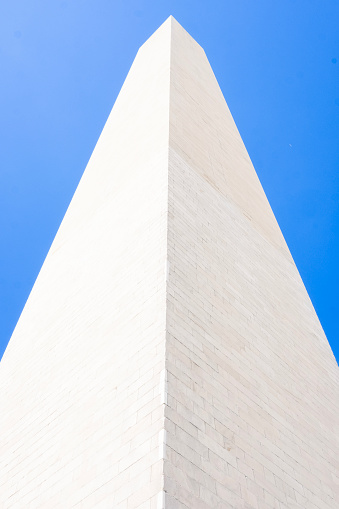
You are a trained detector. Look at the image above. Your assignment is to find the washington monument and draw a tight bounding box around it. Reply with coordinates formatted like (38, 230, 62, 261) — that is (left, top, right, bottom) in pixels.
(0, 17, 338, 509)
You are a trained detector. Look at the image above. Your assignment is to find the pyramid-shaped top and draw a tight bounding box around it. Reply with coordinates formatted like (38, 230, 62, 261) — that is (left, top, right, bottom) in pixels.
(138, 15, 290, 252)
(0, 17, 338, 509)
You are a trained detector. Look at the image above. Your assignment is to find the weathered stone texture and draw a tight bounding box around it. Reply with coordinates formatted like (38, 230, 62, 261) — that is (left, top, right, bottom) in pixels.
(165, 17, 339, 509)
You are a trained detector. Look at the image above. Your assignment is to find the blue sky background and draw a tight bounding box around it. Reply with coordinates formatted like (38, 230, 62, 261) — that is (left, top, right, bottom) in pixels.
(0, 0, 338, 362)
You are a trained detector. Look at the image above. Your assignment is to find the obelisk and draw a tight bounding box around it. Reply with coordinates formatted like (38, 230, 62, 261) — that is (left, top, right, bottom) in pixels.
(1, 16, 338, 509)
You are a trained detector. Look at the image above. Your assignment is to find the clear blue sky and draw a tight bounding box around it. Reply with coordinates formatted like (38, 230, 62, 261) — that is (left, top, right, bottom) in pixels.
(0, 1, 338, 362)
